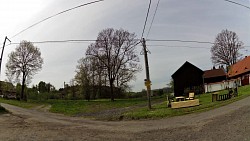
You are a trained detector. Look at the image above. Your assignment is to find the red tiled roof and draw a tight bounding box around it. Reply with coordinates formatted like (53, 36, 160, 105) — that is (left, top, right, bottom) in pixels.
(203, 68, 226, 78)
(228, 56, 250, 78)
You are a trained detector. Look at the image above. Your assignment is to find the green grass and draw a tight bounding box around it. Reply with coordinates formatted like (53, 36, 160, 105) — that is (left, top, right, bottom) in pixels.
(0, 98, 40, 109)
(123, 85, 250, 120)
(47, 97, 163, 116)
(0, 85, 250, 120)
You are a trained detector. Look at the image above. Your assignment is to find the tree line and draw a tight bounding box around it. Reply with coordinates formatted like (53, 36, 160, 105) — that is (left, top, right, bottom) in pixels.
(2, 28, 245, 101)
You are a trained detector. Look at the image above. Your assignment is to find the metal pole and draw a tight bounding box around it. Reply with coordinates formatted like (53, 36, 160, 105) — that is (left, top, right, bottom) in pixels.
(142, 38, 151, 109)
(0, 36, 11, 78)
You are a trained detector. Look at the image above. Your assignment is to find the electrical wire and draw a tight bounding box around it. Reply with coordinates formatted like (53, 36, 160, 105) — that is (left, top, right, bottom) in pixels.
(147, 45, 210, 49)
(224, 0, 250, 10)
(8, 39, 141, 46)
(6, 39, 250, 48)
(146, 0, 160, 39)
(141, 0, 152, 39)
(9, 40, 98, 45)
(147, 39, 215, 44)
(10, 0, 105, 39)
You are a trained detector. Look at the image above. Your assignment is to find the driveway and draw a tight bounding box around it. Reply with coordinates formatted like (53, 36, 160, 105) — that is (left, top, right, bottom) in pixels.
(1, 96, 250, 141)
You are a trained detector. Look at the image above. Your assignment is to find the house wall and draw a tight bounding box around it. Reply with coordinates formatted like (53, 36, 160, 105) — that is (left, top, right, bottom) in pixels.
(204, 79, 241, 93)
(204, 82, 225, 93)
(230, 72, 250, 86)
(241, 74, 250, 86)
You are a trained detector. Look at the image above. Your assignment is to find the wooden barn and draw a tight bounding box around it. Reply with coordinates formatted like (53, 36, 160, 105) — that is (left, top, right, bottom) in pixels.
(172, 61, 204, 97)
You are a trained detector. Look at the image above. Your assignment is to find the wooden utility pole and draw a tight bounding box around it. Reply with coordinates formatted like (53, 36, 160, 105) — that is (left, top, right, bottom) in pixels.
(0, 36, 11, 78)
(142, 38, 151, 109)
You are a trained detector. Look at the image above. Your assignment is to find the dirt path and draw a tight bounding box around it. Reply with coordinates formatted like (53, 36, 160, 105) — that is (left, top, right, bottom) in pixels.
(1, 96, 250, 141)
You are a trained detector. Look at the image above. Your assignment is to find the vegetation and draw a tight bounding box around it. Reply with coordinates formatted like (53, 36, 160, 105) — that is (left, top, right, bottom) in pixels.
(0, 105, 7, 114)
(211, 29, 244, 68)
(5, 41, 43, 101)
(47, 97, 163, 116)
(84, 28, 141, 101)
(124, 85, 250, 120)
(0, 98, 40, 109)
(0, 78, 249, 120)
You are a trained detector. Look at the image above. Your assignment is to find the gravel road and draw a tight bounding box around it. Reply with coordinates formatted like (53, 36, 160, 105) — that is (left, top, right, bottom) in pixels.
(1, 96, 250, 141)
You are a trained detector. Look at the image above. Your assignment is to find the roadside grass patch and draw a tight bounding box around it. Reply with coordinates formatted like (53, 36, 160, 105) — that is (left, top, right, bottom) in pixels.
(48, 97, 163, 116)
(0, 98, 40, 108)
(124, 85, 250, 120)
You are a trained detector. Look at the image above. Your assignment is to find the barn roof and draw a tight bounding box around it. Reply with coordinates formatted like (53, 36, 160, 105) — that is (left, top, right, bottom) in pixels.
(203, 68, 226, 79)
(172, 61, 203, 78)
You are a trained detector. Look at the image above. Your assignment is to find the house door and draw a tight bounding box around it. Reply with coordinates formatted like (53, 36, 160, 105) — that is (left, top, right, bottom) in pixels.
(241, 75, 249, 86)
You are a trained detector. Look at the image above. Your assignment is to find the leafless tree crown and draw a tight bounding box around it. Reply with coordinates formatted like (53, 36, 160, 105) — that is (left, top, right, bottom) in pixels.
(79, 28, 141, 101)
(6, 40, 43, 100)
(211, 29, 244, 67)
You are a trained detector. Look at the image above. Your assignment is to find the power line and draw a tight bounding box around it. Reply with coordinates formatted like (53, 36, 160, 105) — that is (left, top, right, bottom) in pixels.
(147, 39, 215, 44)
(146, 0, 160, 39)
(9, 40, 98, 45)
(8, 39, 142, 47)
(147, 45, 210, 49)
(10, 0, 105, 39)
(224, 0, 250, 10)
(141, 0, 152, 39)
(6, 39, 250, 48)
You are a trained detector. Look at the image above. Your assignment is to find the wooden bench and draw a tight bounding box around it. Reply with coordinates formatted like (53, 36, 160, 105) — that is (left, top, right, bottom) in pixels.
(171, 99, 199, 109)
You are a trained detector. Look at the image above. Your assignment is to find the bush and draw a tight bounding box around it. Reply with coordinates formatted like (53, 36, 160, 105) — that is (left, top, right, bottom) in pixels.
(0, 105, 7, 113)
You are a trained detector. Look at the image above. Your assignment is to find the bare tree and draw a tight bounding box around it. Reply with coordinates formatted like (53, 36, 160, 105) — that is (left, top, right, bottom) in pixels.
(86, 28, 141, 101)
(6, 40, 43, 100)
(211, 29, 244, 67)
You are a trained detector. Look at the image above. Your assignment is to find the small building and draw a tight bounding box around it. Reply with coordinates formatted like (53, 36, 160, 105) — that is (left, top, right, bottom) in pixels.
(203, 68, 227, 93)
(172, 61, 204, 97)
(228, 56, 250, 86)
(203, 68, 227, 84)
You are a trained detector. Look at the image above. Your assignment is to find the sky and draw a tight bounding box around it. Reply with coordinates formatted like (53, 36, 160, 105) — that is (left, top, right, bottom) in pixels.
(0, 0, 249, 92)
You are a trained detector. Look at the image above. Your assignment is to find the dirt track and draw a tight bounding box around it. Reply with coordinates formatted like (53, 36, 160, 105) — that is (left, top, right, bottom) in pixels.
(1, 96, 250, 141)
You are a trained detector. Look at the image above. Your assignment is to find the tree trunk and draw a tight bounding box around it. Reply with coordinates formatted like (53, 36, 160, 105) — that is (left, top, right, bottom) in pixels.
(110, 79, 114, 101)
(21, 72, 26, 101)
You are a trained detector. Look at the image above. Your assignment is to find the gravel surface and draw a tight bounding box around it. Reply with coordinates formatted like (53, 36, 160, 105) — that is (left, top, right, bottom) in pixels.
(1, 96, 250, 141)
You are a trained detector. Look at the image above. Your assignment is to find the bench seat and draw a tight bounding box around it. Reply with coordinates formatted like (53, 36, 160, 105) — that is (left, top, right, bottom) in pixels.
(171, 99, 199, 109)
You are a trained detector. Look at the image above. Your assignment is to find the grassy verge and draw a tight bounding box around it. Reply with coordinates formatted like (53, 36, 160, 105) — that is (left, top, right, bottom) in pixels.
(123, 85, 250, 120)
(0, 98, 41, 109)
(48, 97, 164, 116)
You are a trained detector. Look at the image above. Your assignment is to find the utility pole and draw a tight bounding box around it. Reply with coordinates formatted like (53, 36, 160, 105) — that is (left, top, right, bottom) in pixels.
(142, 38, 151, 109)
(0, 36, 11, 78)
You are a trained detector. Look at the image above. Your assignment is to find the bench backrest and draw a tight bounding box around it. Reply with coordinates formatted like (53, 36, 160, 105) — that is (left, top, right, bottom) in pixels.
(189, 92, 195, 98)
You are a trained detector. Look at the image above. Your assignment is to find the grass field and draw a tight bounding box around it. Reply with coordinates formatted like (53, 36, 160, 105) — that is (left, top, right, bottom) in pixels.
(0, 85, 250, 120)
(123, 85, 250, 120)
(47, 97, 164, 116)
